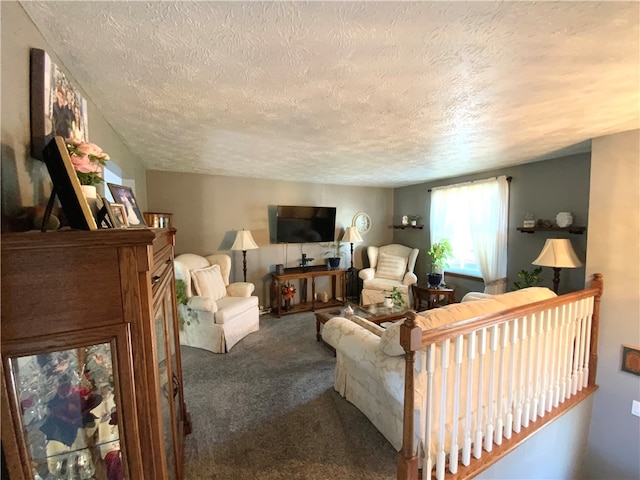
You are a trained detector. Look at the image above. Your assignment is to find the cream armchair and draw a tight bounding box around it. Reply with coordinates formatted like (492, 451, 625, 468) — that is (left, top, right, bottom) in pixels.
(358, 244, 419, 306)
(174, 253, 259, 353)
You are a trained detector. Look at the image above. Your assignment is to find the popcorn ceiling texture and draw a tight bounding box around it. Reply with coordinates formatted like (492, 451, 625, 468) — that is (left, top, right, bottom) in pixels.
(21, 1, 639, 187)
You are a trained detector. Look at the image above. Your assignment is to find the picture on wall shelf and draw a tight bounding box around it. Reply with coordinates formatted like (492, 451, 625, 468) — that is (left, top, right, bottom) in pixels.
(30, 48, 89, 160)
(42, 137, 97, 230)
(107, 183, 146, 227)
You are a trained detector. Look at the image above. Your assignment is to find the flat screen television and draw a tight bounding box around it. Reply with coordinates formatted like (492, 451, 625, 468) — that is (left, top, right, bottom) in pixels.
(276, 205, 337, 243)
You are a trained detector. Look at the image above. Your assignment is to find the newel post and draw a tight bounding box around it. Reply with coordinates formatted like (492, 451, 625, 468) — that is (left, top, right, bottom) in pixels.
(397, 311, 423, 480)
(588, 273, 603, 386)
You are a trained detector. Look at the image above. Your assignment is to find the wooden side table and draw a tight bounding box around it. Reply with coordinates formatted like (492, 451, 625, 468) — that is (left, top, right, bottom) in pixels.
(412, 284, 455, 311)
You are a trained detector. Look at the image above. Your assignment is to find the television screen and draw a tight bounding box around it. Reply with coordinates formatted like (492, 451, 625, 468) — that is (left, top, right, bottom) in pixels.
(276, 206, 337, 243)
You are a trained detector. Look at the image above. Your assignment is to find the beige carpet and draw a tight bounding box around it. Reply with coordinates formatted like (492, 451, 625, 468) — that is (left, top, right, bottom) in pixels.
(180, 311, 397, 479)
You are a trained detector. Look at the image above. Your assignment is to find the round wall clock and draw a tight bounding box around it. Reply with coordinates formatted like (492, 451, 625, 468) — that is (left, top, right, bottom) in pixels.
(352, 211, 372, 235)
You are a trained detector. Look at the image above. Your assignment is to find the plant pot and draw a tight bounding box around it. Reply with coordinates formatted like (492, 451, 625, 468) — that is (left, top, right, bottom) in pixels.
(428, 273, 443, 288)
(326, 257, 341, 269)
(383, 297, 394, 308)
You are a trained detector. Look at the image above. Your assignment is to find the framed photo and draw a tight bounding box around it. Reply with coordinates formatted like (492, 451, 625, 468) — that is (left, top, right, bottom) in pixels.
(99, 197, 124, 228)
(30, 48, 89, 161)
(110, 203, 129, 228)
(42, 137, 97, 230)
(107, 183, 146, 227)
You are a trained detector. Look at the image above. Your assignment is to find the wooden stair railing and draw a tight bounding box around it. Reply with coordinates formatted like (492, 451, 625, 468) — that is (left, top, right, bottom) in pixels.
(397, 274, 603, 480)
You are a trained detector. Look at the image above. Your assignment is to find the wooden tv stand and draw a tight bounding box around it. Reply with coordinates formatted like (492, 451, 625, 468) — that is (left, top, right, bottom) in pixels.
(271, 265, 346, 317)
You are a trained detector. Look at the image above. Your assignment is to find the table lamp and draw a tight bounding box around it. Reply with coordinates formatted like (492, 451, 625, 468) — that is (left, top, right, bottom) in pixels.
(341, 226, 363, 269)
(231, 229, 259, 282)
(532, 238, 582, 294)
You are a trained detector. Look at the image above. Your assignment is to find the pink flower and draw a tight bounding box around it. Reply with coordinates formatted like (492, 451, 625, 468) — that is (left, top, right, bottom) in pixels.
(70, 154, 102, 173)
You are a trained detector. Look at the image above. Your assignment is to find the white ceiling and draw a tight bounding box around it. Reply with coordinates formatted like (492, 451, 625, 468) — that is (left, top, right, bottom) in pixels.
(21, 1, 640, 188)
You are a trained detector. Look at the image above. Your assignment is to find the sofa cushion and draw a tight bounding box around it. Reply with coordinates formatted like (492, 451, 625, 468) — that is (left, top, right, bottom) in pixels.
(375, 253, 407, 281)
(191, 264, 227, 301)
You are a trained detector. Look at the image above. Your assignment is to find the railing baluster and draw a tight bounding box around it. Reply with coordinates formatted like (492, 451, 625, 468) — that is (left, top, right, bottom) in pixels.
(571, 301, 581, 395)
(449, 335, 464, 473)
(538, 309, 549, 417)
(462, 331, 476, 466)
(437, 339, 450, 480)
(525, 313, 537, 424)
(485, 325, 499, 451)
(423, 344, 436, 477)
(505, 318, 518, 439)
(495, 323, 508, 445)
(515, 316, 527, 432)
(474, 328, 487, 459)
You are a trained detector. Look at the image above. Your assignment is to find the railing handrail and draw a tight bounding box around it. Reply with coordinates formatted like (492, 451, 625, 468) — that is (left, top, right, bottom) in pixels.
(418, 283, 601, 347)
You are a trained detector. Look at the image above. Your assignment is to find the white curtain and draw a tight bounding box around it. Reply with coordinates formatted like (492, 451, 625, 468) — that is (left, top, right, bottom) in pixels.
(430, 176, 509, 294)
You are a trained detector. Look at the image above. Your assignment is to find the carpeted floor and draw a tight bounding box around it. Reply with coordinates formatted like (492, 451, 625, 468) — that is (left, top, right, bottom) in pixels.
(181, 311, 397, 479)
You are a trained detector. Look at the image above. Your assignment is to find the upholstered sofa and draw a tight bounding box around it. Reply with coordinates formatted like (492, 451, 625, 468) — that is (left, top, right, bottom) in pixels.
(320, 287, 557, 452)
(358, 244, 419, 306)
(174, 253, 259, 353)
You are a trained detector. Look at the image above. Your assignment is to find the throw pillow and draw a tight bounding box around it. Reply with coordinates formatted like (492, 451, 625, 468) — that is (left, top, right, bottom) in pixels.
(191, 264, 227, 301)
(375, 253, 407, 282)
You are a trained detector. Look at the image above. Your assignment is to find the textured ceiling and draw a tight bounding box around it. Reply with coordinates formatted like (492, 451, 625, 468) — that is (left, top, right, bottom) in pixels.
(21, 1, 640, 187)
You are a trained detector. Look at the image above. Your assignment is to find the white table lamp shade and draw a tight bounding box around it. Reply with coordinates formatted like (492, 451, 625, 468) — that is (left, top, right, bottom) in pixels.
(341, 226, 363, 244)
(532, 238, 582, 268)
(231, 230, 258, 251)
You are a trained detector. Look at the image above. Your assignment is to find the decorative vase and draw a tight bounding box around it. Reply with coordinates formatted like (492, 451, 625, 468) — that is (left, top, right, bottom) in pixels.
(326, 257, 341, 269)
(428, 273, 443, 288)
(383, 297, 394, 308)
(283, 298, 291, 311)
(555, 212, 573, 228)
(80, 185, 98, 220)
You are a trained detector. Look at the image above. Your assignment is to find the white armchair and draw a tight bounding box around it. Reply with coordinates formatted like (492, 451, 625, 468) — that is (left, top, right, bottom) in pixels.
(358, 244, 419, 306)
(174, 253, 259, 353)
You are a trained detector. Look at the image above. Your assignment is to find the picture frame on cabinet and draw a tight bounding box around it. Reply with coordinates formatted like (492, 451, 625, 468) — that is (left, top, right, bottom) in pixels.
(110, 203, 129, 228)
(107, 183, 146, 227)
(30, 48, 89, 160)
(42, 136, 98, 230)
(99, 197, 125, 228)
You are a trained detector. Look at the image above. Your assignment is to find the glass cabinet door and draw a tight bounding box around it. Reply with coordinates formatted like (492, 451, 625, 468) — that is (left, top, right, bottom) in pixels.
(154, 295, 177, 480)
(8, 342, 125, 480)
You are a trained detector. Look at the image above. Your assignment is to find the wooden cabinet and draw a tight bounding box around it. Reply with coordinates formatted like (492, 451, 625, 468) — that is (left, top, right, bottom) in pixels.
(1, 228, 190, 480)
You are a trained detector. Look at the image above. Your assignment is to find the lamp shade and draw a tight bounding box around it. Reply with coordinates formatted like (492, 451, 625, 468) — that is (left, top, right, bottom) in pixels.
(532, 238, 582, 268)
(231, 230, 258, 251)
(341, 226, 363, 243)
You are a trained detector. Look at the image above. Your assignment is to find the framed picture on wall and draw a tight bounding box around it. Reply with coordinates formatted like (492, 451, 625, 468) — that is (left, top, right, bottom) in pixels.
(107, 183, 146, 227)
(30, 48, 89, 161)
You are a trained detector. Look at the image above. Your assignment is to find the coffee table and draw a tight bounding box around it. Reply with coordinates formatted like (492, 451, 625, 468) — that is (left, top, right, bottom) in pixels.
(315, 302, 411, 343)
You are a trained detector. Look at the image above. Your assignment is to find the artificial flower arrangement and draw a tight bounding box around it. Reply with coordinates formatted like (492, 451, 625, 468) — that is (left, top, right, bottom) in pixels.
(281, 282, 296, 300)
(65, 138, 110, 186)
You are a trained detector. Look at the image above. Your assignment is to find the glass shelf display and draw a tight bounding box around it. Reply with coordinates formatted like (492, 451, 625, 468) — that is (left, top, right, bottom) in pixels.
(9, 342, 124, 480)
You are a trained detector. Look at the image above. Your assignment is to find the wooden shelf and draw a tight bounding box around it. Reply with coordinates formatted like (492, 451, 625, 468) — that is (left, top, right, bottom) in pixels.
(392, 224, 424, 229)
(517, 226, 586, 234)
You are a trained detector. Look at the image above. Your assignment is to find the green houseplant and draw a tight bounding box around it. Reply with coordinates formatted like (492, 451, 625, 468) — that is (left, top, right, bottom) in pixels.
(175, 279, 191, 326)
(513, 267, 543, 290)
(384, 286, 405, 307)
(427, 239, 453, 287)
(322, 241, 346, 269)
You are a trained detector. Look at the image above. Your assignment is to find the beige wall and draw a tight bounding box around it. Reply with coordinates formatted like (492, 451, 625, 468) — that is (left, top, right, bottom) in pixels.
(146, 170, 393, 305)
(1, 2, 147, 229)
(583, 129, 640, 478)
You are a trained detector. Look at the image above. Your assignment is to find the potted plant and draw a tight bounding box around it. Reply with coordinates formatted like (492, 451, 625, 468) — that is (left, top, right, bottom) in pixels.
(513, 267, 543, 290)
(427, 239, 453, 287)
(322, 241, 345, 269)
(384, 286, 404, 307)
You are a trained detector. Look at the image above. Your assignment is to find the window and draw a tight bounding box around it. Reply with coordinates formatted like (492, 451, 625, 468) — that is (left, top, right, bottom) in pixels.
(430, 176, 509, 293)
